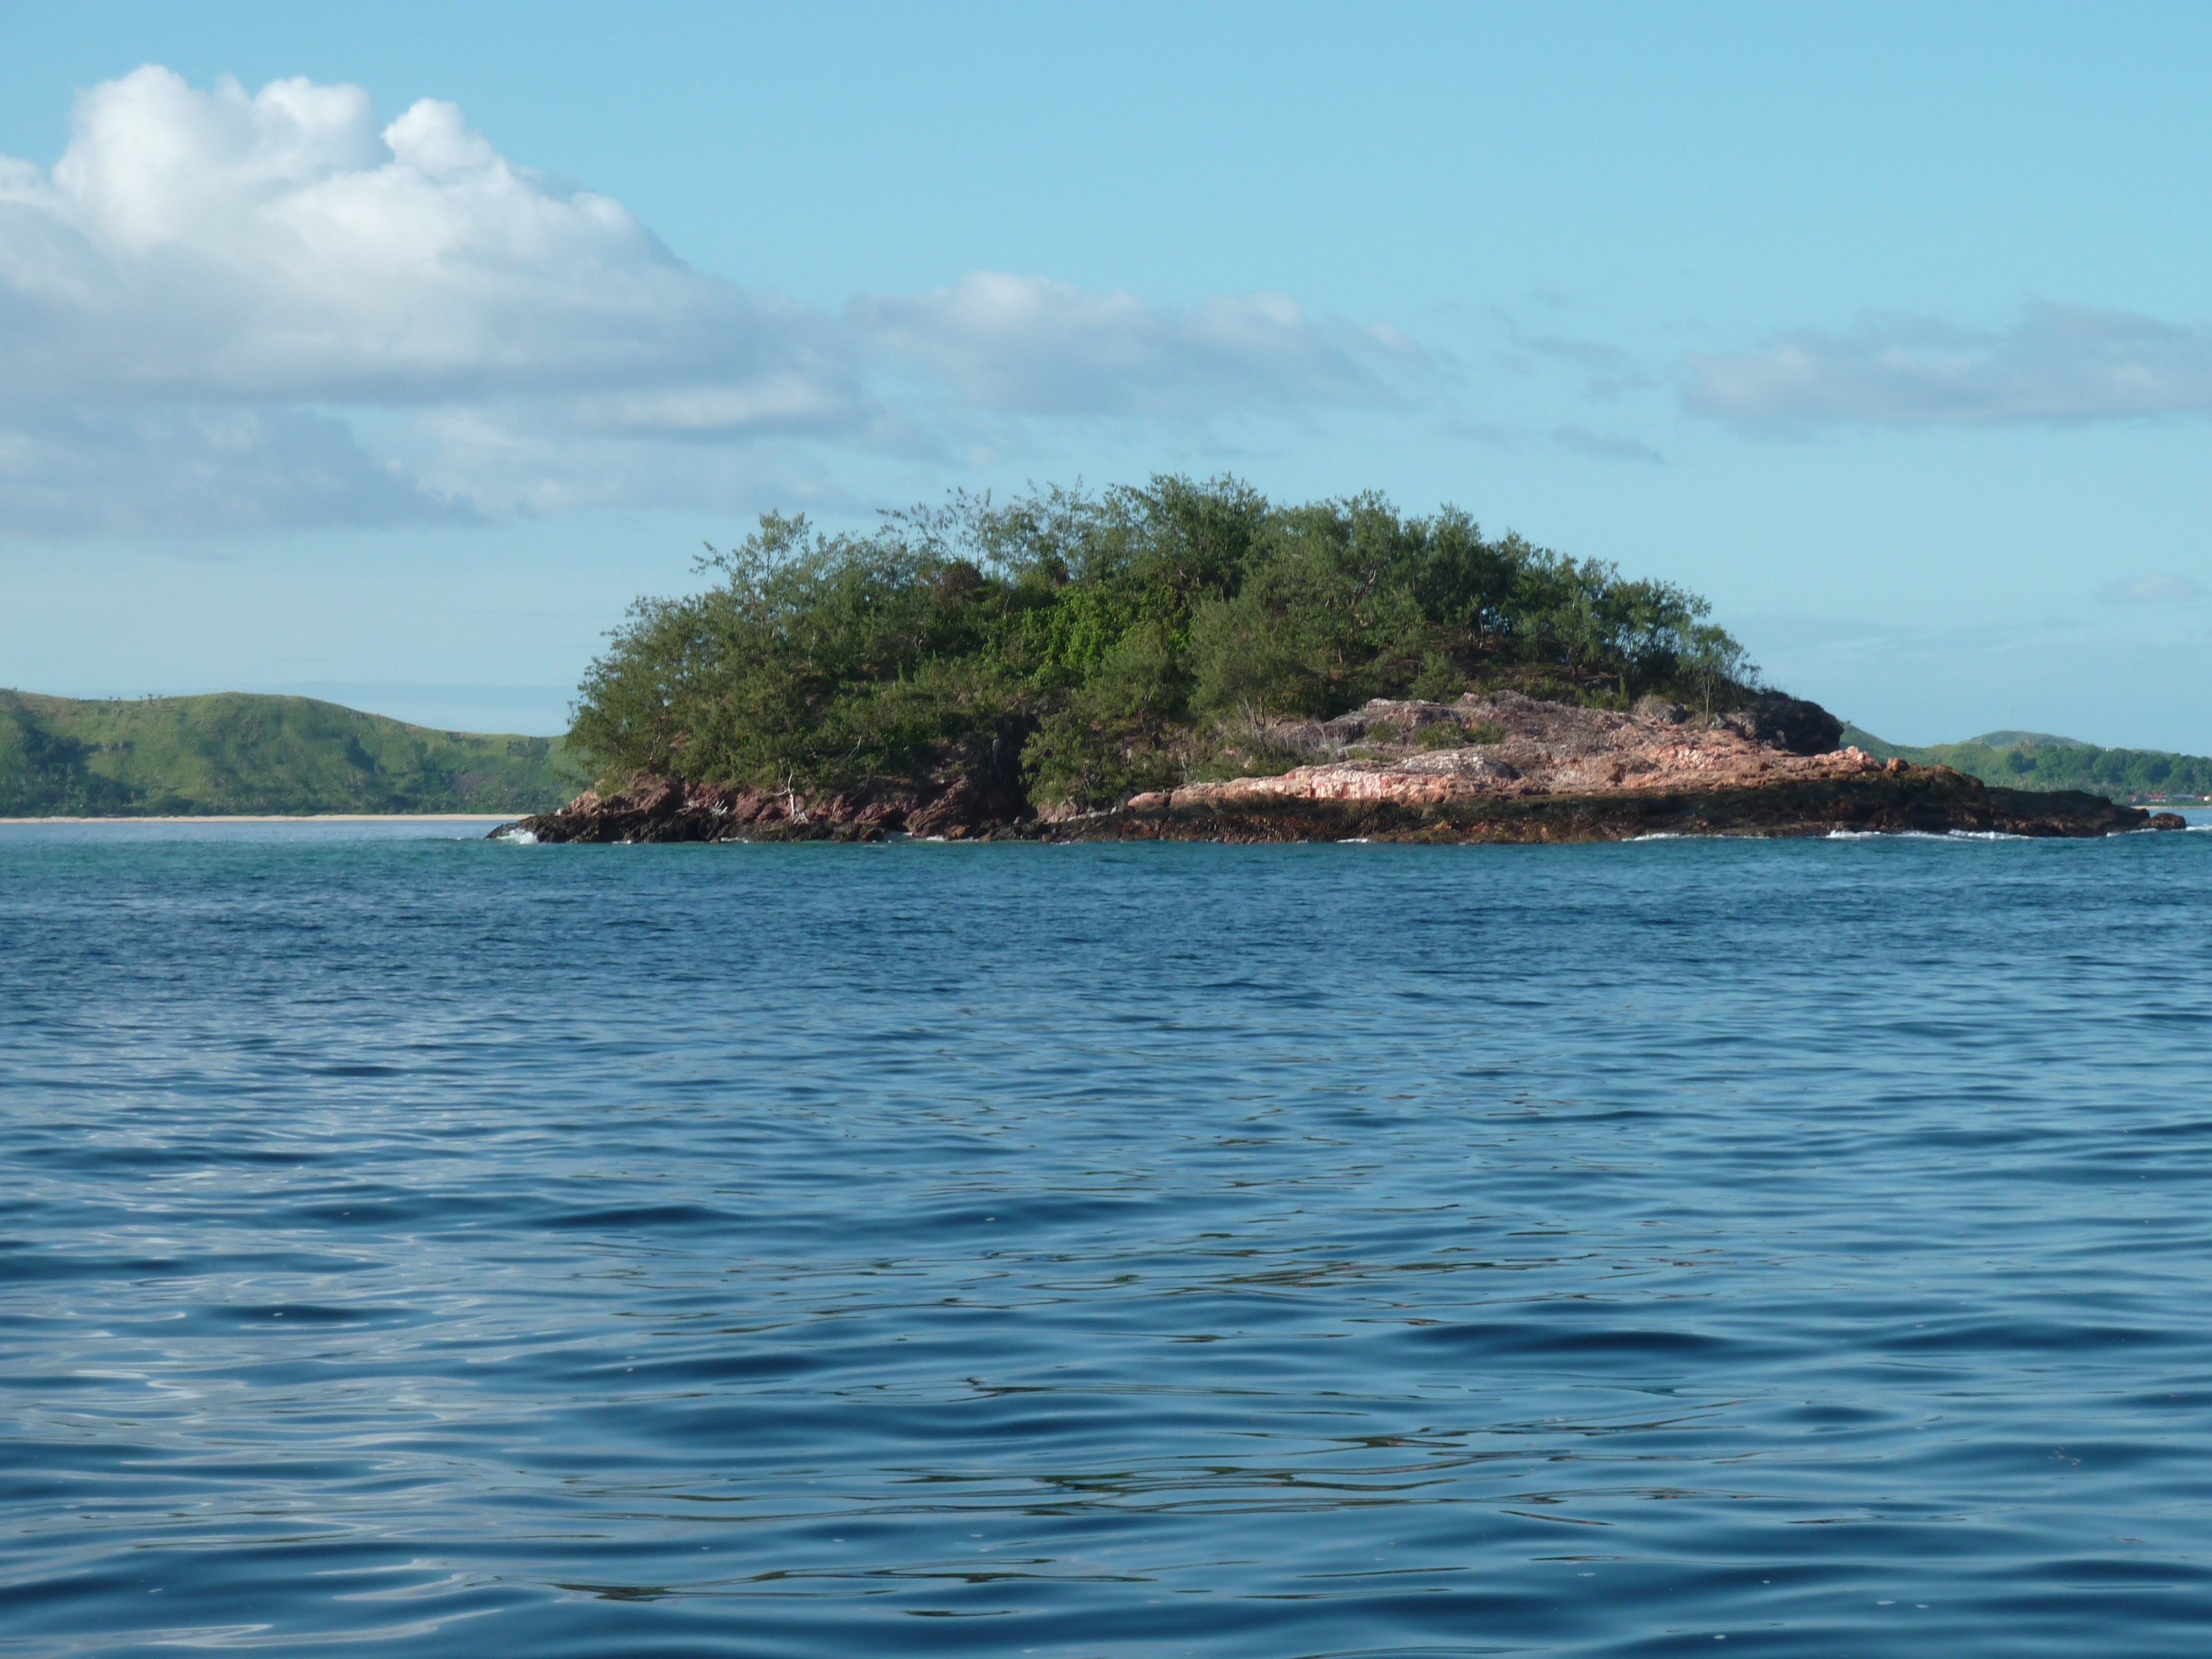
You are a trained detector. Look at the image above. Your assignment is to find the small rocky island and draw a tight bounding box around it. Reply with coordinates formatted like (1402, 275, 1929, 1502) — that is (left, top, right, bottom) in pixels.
(498, 690, 2178, 844)
(495, 479, 2186, 848)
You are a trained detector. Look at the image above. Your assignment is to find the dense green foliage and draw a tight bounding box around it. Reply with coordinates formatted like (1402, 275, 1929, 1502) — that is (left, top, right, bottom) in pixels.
(572, 477, 1758, 807)
(0, 692, 586, 817)
(1841, 724, 2212, 800)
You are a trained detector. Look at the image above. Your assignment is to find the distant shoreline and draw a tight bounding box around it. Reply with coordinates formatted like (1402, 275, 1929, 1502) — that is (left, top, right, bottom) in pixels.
(0, 813, 517, 825)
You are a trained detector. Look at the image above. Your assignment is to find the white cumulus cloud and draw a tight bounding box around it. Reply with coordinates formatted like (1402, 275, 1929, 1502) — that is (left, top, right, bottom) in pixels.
(0, 67, 1437, 534)
(0, 66, 856, 415)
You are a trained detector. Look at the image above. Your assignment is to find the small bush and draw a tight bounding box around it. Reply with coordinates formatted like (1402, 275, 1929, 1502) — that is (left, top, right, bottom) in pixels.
(1408, 651, 1465, 702)
(1186, 738, 1314, 782)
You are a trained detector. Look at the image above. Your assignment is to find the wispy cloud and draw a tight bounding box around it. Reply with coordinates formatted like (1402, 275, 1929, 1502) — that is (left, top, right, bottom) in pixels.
(850, 273, 1426, 416)
(0, 406, 476, 535)
(1683, 304, 2212, 429)
(1553, 424, 1663, 465)
(2099, 574, 2203, 606)
(0, 67, 1439, 534)
(1491, 317, 1656, 399)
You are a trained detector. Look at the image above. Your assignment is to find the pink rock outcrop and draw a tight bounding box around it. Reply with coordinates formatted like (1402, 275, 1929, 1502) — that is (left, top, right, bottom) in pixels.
(1129, 691, 1874, 812)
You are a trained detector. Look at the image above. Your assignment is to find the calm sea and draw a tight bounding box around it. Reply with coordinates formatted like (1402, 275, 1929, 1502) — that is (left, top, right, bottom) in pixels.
(6, 820, 2212, 1657)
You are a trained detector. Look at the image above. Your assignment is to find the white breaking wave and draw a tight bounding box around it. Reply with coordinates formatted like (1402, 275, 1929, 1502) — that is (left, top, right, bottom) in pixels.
(1824, 828, 2022, 842)
(492, 827, 538, 845)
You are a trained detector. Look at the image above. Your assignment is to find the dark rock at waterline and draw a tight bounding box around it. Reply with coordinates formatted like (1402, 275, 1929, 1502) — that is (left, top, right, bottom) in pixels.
(1011, 771, 2154, 844)
(489, 770, 1030, 844)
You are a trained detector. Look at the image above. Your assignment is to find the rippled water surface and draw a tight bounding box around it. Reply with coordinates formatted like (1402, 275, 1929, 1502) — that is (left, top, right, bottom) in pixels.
(7, 821, 2212, 1657)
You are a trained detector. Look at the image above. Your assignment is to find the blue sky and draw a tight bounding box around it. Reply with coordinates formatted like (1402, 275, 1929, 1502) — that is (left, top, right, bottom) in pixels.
(4, 1, 2210, 747)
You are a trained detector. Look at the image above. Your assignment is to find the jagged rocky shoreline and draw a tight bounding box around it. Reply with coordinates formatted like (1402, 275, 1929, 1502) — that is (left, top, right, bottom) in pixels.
(494, 692, 2183, 845)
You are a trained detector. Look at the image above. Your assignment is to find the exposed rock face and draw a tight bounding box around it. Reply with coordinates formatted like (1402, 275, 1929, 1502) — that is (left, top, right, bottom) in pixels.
(493, 690, 2174, 844)
(1083, 692, 2152, 841)
(1134, 692, 1867, 808)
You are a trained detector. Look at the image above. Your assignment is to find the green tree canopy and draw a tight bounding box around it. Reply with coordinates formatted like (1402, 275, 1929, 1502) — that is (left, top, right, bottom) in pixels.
(570, 477, 1758, 808)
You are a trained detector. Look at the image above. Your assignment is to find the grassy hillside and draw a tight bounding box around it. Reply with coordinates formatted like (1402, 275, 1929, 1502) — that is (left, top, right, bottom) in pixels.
(1841, 723, 2212, 802)
(0, 690, 587, 817)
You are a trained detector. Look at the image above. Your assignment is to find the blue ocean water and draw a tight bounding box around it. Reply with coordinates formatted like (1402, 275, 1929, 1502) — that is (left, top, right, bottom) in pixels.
(5, 820, 2212, 1658)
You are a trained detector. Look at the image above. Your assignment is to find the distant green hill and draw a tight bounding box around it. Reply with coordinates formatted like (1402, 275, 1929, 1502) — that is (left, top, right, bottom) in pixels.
(0, 690, 588, 817)
(1841, 723, 2212, 802)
